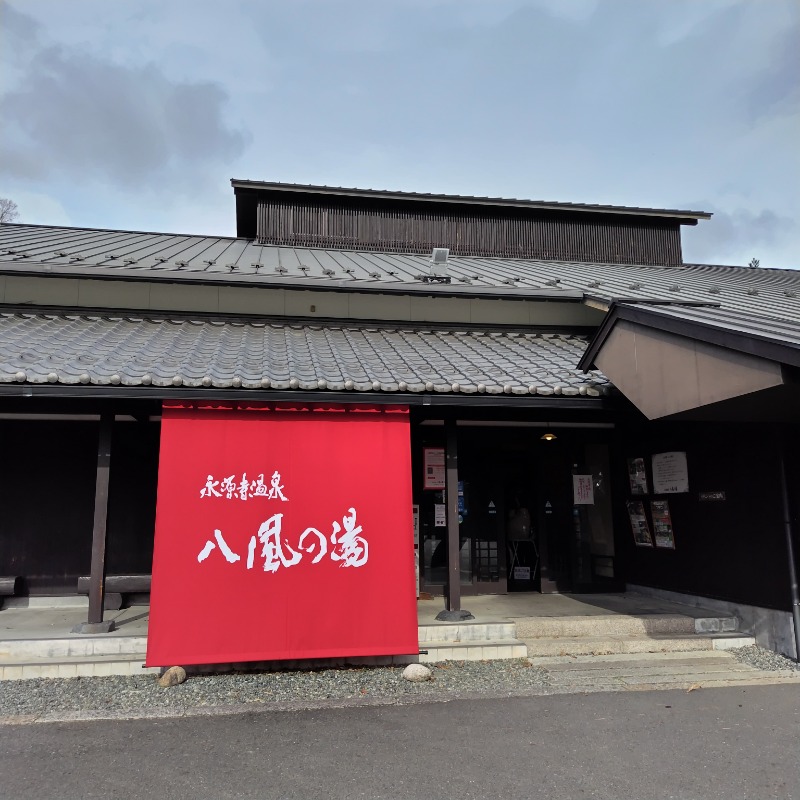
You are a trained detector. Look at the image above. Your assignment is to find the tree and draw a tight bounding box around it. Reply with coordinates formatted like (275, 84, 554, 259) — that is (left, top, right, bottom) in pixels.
(0, 198, 19, 224)
(748, 258, 760, 269)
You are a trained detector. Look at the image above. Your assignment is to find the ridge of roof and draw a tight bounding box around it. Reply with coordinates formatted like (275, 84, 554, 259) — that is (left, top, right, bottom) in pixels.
(231, 179, 712, 221)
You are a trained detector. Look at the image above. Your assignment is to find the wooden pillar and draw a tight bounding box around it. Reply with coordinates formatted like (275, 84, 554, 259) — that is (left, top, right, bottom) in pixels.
(73, 413, 115, 634)
(778, 447, 800, 661)
(436, 419, 473, 621)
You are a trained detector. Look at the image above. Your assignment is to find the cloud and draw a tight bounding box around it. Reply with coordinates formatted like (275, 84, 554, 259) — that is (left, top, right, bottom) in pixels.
(0, 7, 248, 191)
(3, 189, 72, 227)
(682, 206, 797, 268)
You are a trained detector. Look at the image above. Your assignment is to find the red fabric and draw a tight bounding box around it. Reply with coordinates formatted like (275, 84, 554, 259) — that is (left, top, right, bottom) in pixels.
(146, 404, 417, 666)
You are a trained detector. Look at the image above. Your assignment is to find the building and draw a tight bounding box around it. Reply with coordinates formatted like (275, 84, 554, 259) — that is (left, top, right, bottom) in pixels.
(0, 180, 797, 662)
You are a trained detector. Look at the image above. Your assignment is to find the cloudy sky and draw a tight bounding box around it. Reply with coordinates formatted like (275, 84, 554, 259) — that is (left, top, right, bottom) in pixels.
(1, 0, 797, 267)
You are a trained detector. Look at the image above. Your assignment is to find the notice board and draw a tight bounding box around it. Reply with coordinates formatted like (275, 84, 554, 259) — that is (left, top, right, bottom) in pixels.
(146, 403, 417, 667)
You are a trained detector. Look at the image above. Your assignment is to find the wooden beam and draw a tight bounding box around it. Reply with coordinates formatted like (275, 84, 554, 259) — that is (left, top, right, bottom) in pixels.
(445, 419, 461, 613)
(73, 413, 115, 634)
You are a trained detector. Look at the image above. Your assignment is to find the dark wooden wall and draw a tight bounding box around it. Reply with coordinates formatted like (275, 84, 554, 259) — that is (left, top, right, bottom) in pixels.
(615, 422, 797, 611)
(254, 197, 684, 265)
(0, 420, 159, 593)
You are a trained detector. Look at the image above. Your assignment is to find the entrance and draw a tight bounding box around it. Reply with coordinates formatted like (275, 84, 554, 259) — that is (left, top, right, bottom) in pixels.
(417, 423, 617, 595)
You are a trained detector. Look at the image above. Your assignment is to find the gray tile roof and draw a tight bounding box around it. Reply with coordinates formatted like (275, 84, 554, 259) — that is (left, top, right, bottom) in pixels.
(624, 302, 800, 349)
(2, 225, 798, 325)
(0, 312, 610, 396)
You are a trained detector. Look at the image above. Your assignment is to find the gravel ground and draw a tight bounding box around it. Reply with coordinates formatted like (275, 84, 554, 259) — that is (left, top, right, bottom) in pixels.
(2, 646, 797, 721)
(0, 660, 551, 718)
(728, 644, 800, 672)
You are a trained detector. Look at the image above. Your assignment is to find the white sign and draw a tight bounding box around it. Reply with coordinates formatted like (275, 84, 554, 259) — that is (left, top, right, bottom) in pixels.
(513, 566, 530, 581)
(424, 448, 446, 490)
(413, 504, 420, 597)
(434, 503, 447, 527)
(572, 475, 594, 505)
(652, 452, 689, 494)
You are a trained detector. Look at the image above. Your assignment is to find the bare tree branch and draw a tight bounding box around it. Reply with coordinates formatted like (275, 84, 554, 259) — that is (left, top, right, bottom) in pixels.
(0, 198, 20, 224)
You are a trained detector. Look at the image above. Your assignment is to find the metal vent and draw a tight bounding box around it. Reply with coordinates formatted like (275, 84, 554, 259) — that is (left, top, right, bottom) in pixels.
(423, 247, 451, 284)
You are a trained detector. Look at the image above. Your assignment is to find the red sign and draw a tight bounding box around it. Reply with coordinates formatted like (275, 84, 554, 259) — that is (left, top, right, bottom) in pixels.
(146, 403, 417, 667)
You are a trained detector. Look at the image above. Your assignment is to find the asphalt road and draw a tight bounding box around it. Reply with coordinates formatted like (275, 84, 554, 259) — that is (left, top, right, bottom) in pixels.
(1, 685, 798, 800)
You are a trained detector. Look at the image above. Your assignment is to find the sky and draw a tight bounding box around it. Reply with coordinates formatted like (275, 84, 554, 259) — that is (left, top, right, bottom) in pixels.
(1, 0, 798, 268)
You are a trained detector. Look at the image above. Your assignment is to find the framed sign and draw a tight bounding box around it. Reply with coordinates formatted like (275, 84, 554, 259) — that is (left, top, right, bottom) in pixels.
(423, 447, 445, 490)
(651, 500, 676, 549)
(147, 403, 418, 667)
(626, 500, 654, 547)
(652, 452, 689, 494)
(572, 474, 594, 505)
(627, 457, 648, 495)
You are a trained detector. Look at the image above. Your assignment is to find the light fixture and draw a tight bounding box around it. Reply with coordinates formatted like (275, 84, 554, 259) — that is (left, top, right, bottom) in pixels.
(540, 429, 557, 442)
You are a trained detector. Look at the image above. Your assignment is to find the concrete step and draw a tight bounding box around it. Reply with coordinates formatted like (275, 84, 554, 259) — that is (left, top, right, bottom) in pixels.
(522, 632, 754, 657)
(514, 613, 739, 639)
(419, 639, 528, 663)
(2, 596, 89, 610)
(0, 653, 159, 681)
(418, 622, 517, 644)
(529, 650, 800, 691)
(0, 636, 147, 660)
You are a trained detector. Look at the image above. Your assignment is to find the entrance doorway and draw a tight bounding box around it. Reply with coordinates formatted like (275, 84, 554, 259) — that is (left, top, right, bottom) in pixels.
(417, 423, 617, 596)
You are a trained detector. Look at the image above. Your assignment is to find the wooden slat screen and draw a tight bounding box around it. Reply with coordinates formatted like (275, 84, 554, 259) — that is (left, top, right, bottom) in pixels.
(256, 199, 683, 265)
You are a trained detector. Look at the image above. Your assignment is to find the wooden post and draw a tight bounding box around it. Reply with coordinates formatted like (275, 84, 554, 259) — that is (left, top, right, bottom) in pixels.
(73, 413, 115, 634)
(778, 447, 800, 661)
(436, 419, 473, 621)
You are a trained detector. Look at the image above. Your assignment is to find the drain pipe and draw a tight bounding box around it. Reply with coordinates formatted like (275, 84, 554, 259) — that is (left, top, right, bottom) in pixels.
(778, 447, 800, 661)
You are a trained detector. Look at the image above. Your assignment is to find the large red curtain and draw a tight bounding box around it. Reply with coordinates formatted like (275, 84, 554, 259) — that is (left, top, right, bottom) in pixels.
(146, 403, 417, 667)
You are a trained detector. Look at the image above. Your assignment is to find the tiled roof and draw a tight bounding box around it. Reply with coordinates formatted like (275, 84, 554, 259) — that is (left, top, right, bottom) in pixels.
(580, 301, 800, 372)
(2, 225, 798, 324)
(624, 302, 800, 349)
(0, 313, 610, 396)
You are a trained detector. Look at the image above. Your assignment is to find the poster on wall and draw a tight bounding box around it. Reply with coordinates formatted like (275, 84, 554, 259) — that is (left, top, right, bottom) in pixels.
(413, 504, 420, 597)
(651, 500, 676, 549)
(572, 474, 594, 505)
(626, 500, 654, 547)
(652, 451, 689, 494)
(627, 457, 648, 495)
(146, 403, 418, 667)
(423, 447, 446, 490)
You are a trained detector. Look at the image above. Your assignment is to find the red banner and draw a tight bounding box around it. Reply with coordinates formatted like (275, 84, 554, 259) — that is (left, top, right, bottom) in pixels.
(146, 404, 417, 667)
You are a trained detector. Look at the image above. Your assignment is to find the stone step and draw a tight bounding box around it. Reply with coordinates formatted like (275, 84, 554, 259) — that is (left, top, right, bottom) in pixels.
(528, 651, 800, 691)
(522, 632, 754, 658)
(418, 622, 517, 644)
(514, 613, 738, 639)
(0, 654, 159, 681)
(0, 636, 147, 660)
(419, 639, 528, 663)
(2, 596, 89, 610)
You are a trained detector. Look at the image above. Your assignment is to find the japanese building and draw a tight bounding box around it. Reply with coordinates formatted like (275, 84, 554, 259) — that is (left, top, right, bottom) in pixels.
(0, 180, 798, 662)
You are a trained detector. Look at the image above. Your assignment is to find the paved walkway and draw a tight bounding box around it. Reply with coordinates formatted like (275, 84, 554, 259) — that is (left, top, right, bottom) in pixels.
(2, 593, 798, 693)
(2, 592, 719, 641)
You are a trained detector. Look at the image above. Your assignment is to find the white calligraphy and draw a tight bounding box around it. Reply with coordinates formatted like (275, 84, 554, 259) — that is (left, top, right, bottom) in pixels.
(200, 471, 289, 502)
(196, 508, 368, 571)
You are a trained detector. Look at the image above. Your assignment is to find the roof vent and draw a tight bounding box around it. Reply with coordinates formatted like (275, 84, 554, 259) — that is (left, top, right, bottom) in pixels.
(423, 248, 451, 284)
